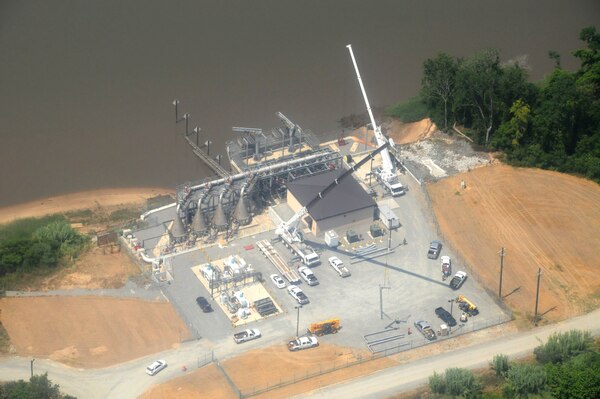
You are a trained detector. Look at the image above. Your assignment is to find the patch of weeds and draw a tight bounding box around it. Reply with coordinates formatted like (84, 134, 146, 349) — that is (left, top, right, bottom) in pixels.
(63, 208, 94, 221)
(554, 263, 564, 272)
(455, 191, 461, 195)
(109, 207, 141, 222)
(0, 320, 11, 354)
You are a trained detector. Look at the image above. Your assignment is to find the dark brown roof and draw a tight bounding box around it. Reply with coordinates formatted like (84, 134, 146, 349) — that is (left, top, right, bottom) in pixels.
(287, 169, 375, 221)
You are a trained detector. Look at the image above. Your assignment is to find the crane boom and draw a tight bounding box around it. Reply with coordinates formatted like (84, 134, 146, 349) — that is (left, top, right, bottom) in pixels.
(346, 44, 395, 177)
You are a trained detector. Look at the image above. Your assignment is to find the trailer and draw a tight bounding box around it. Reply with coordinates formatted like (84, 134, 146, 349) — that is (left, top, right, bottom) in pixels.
(256, 240, 300, 284)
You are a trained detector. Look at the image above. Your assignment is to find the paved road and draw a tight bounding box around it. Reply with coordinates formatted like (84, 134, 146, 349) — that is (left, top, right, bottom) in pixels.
(295, 308, 600, 399)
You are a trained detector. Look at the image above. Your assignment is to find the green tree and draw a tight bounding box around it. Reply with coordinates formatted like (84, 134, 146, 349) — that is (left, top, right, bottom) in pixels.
(454, 49, 503, 145)
(0, 373, 72, 399)
(492, 99, 531, 150)
(534, 330, 593, 364)
(546, 351, 600, 399)
(503, 363, 547, 398)
(421, 53, 460, 130)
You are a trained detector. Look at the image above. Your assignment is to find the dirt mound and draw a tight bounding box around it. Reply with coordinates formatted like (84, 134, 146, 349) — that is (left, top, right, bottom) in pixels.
(384, 118, 437, 145)
(427, 164, 600, 322)
(0, 296, 190, 367)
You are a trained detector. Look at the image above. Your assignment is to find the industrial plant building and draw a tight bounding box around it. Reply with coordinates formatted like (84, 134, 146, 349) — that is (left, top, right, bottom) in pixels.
(286, 169, 377, 235)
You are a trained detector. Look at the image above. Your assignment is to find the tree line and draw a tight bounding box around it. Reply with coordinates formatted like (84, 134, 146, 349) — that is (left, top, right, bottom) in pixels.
(427, 329, 600, 398)
(0, 215, 88, 286)
(387, 26, 600, 183)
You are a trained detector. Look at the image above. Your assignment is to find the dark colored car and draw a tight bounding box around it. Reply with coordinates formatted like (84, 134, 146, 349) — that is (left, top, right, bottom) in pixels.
(196, 296, 213, 313)
(435, 306, 457, 327)
(427, 240, 442, 259)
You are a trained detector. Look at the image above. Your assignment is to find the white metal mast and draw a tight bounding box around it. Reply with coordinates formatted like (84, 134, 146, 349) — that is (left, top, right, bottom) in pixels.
(346, 44, 395, 178)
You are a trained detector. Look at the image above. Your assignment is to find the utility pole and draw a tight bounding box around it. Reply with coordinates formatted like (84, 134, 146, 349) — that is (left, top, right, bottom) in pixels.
(30, 358, 35, 378)
(369, 158, 374, 187)
(534, 268, 542, 326)
(498, 247, 505, 298)
(295, 305, 302, 337)
(379, 284, 390, 320)
(448, 298, 455, 317)
(388, 219, 392, 250)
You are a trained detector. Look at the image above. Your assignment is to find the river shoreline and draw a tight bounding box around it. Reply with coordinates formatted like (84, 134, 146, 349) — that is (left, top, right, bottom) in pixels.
(0, 187, 174, 225)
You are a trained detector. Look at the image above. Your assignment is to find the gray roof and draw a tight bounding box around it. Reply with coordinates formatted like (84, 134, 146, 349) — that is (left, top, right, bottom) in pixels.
(287, 169, 375, 221)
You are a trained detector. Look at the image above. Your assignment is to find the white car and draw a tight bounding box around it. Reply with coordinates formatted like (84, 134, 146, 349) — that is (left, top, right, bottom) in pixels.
(270, 273, 286, 289)
(287, 285, 309, 305)
(298, 266, 319, 286)
(146, 359, 167, 376)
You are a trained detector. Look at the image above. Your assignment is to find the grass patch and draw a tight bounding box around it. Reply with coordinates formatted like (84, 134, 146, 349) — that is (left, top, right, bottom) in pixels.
(146, 194, 174, 211)
(0, 215, 66, 240)
(109, 207, 141, 222)
(385, 96, 429, 123)
(63, 208, 94, 221)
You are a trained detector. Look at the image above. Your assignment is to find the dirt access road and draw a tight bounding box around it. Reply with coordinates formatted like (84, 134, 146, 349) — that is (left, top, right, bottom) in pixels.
(427, 164, 600, 321)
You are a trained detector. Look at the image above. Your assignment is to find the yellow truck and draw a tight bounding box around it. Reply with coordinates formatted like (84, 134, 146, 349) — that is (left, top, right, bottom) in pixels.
(308, 319, 341, 336)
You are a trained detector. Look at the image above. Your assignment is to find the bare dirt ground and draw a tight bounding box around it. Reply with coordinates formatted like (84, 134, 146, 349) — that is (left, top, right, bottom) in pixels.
(30, 247, 141, 291)
(140, 364, 239, 399)
(383, 118, 436, 145)
(0, 187, 173, 225)
(0, 296, 190, 367)
(141, 322, 519, 398)
(427, 164, 600, 322)
(349, 118, 436, 148)
(141, 343, 396, 399)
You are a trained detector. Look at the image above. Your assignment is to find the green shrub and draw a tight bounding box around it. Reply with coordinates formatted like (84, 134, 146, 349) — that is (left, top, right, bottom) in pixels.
(503, 363, 546, 398)
(534, 330, 593, 364)
(428, 367, 482, 397)
(490, 354, 510, 377)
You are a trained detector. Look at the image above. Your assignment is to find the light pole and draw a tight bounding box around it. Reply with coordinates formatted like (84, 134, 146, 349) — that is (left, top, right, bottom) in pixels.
(30, 358, 35, 378)
(295, 305, 302, 338)
(215, 154, 222, 165)
(205, 140, 212, 156)
(448, 298, 455, 317)
(379, 284, 390, 320)
(387, 219, 392, 250)
(193, 126, 201, 146)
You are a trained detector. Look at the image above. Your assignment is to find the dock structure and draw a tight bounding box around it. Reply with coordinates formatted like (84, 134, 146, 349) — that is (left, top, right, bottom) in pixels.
(256, 240, 300, 284)
(184, 135, 229, 178)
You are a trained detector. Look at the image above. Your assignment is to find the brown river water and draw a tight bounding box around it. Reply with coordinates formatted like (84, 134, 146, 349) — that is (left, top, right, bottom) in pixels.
(0, 0, 598, 206)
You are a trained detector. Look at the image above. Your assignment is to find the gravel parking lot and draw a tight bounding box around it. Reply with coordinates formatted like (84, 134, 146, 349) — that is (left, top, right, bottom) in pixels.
(134, 173, 509, 354)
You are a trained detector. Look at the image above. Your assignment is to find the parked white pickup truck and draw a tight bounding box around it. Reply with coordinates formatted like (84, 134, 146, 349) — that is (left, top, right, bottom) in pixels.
(287, 336, 319, 351)
(233, 329, 261, 344)
(328, 256, 351, 277)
